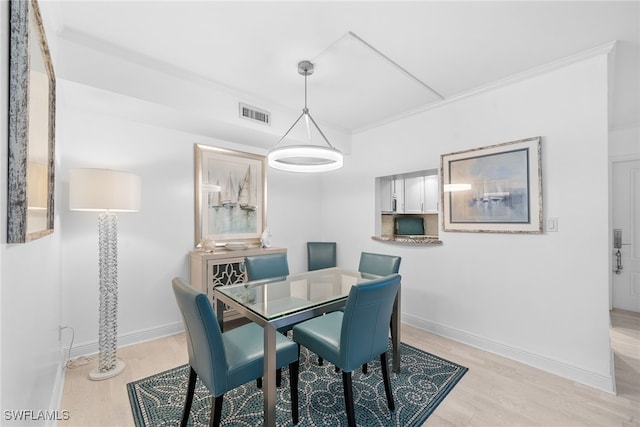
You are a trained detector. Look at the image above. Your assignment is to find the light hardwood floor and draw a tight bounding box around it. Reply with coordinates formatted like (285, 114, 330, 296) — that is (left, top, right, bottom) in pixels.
(59, 310, 639, 426)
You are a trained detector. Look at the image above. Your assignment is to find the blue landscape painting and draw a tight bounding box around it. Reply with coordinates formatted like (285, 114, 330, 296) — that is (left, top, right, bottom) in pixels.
(449, 148, 530, 223)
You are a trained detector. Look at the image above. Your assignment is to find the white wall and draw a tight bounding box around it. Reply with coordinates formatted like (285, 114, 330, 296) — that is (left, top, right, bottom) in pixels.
(609, 125, 640, 159)
(57, 81, 324, 356)
(267, 168, 328, 272)
(1, 1, 64, 422)
(323, 53, 614, 391)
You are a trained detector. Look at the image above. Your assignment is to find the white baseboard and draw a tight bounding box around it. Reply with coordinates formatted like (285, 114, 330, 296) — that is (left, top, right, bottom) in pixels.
(50, 321, 186, 422)
(47, 349, 69, 427)
(403, 313, 615, 394)
(47, 322, 184, 427)
(609, 346, 617, 395)
(67, 321, 184, 360)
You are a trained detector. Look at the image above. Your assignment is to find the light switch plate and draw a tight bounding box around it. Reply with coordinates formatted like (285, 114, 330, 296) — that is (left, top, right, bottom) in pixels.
(546, 217, 558, 232)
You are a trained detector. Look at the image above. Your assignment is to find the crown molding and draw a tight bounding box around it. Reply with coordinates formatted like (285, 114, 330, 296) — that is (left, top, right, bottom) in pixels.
(57, 26, 296, 115)
(355, 41, 618, 135)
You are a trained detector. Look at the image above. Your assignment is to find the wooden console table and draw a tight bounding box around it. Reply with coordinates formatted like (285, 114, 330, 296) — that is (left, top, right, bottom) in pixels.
(189, 246, 287, 321)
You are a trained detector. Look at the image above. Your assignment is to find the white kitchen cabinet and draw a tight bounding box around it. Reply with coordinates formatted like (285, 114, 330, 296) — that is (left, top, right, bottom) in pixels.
(402, 175, 439, 213)
(380, 177, 393, 213)
(379, 177, 405, 213)
(392, 179, 404, 213)
(423, 175, 439, 213)
(404, 176, 424, 213)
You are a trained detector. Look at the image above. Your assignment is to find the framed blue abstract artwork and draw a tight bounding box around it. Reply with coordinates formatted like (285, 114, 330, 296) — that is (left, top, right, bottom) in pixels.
(441, 137, 542, 233)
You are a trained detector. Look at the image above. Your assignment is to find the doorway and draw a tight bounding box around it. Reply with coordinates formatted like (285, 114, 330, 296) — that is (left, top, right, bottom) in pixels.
(611, 159, 640, 312)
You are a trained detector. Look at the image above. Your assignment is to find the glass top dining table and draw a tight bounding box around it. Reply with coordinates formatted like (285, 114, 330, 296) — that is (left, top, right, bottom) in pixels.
(213, 267, 402, 427)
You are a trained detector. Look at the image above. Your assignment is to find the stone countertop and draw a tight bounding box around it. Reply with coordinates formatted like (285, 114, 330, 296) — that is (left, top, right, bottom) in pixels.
(371, 235, 443, 245)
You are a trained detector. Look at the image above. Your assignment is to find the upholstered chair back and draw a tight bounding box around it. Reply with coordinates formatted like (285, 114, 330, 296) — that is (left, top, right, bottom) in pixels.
(307, 242, 337, 271)
(244, 253, 289, 282)
(358, 252, 401, 279)
(339, 274, 401, 372)
(172, 277, 228, 396)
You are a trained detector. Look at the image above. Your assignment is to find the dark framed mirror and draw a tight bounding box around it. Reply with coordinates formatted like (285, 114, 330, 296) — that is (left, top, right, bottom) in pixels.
(8, 0, 56, 243)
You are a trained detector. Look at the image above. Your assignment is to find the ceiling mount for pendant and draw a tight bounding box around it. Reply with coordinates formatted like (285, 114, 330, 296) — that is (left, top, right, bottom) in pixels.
(268, 60, 344, 173)
(298, 60, 314, 77)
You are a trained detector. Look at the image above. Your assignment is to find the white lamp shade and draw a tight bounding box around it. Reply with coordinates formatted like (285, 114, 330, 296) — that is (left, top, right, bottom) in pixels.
(69, 168, 141, 212)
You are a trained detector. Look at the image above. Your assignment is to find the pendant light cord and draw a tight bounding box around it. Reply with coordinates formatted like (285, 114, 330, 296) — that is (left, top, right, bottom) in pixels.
(304, 72, 307, 110)
(273, 61, 338, 150)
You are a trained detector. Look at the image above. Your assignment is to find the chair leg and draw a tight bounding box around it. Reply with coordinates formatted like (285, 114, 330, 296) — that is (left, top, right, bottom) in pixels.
(380, 352, 395, 411)
(180, 367, 197, 427)
(289, 361, 299, 424)
(318, 356, 323, 365)
(341, 371, 356, 427)
(210, 395, 224, 427)
(390, 318, 394, 343)
(362, 363, 368, 374)
(256, 377, 262, 389)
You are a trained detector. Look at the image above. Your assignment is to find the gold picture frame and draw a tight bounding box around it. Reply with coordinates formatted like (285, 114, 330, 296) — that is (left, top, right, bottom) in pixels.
(194, 144, 267, 247)
(7, 0, 56, 243)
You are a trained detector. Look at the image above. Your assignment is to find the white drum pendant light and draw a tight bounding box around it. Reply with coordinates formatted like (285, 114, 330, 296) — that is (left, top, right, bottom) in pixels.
(268, 60, 343, 173)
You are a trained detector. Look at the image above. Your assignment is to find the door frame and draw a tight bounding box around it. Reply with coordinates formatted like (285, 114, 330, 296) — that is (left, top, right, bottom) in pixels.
(609, 153, 640, 310)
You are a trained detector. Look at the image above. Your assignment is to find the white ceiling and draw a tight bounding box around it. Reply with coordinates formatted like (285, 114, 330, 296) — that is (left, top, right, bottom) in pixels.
(48, 1, 639, 135)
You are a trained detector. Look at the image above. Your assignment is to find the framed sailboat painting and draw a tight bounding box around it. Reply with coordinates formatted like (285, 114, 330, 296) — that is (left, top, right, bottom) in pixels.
(194, 144, 267, 246)
(440, 137, 542, 233)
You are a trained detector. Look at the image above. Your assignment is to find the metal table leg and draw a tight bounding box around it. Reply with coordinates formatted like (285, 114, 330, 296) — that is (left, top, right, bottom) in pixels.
(263, 324, 277, 427)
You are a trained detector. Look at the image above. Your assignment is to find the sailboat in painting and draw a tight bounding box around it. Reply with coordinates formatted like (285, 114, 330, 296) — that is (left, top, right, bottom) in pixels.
(484, 181, 510, 203)
(208, 179, 221, 208)
(471, 180, 510, 205)
(239, 167, 256, 211)
(222, 174, 238, 207)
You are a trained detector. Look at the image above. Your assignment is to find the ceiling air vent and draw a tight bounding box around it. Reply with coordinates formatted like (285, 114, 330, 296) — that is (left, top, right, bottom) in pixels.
(239, 103, 270, 125)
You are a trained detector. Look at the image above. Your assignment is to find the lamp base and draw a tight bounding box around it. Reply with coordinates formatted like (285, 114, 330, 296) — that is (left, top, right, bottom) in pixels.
(89, 359, 125, 381)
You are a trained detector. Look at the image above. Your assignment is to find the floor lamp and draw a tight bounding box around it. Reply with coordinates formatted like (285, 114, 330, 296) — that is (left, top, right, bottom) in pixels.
(69, 168, 141, 381)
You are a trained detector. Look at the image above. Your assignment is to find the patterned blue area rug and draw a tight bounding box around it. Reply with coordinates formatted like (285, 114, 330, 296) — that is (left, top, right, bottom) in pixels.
(127, 342, 467, 426)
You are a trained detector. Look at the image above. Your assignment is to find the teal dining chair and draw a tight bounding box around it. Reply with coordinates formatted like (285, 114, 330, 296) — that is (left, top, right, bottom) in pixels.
(317, 251, 402, 370)
(244, 253, 289, 282)
(244, 252, 290, 386)
(292, 274, 401, 427)
(358, 251, 401, 279)
(171, 277, 299, 426)
(358, 251, 402, 373)
(307, 242, 337, 271)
